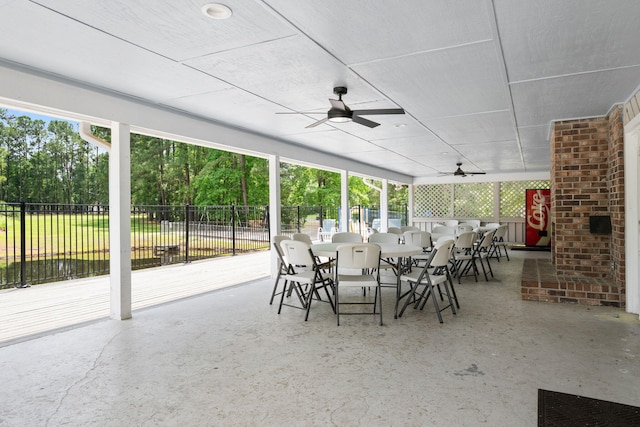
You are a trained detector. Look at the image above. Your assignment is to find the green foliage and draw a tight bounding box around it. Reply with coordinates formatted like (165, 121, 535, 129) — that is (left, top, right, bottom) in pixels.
(0, 109, 409, 210)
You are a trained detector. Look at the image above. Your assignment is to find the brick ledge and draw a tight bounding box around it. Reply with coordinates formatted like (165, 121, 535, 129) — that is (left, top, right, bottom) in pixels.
(521, 258, 621, 307)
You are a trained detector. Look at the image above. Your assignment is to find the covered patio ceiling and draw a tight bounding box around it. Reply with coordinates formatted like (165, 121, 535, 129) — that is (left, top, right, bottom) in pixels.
(1, 0, 640, 183)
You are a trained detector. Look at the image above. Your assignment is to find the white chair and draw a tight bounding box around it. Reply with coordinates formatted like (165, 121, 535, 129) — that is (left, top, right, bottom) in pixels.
(490, 224, 510, 262)
(401, 225, 420, 233)
(398, 238, 457, 323)
(444, 219, 459, 227)
(368, 232, 400, 244)
(270, 235, 296, 305)
(332, 232, 363, 243)
(387, 226, 403, 236)
(484, 222, 501, 229)
(369, 232, 401, 281)
(451, 231, 479, 283)
(403, 231, 432, 266)
(431, 225, 456, 242)
(279, 240, 335, 320)
(292, 233, 313, 245)
(294, 232, 333, 270)
(474, 228, 497, 281)
(335, 243, 383, 326)
(456, 224, 473, 235)
(463, 220, 481, 229)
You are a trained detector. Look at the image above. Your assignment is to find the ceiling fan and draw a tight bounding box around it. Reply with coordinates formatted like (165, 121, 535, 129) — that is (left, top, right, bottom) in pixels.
(277, 86, 405, 128)
(441, 162, 487, 177)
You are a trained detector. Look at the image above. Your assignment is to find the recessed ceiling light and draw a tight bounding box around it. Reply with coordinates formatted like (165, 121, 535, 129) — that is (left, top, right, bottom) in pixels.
(201, 3, 233, 20)
(394, 123, 406, 128)
(440, 152, 449, 155)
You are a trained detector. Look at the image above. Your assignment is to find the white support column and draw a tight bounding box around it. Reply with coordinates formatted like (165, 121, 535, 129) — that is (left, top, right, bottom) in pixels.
(624, 121, 640, 315)
(493, 182, 501, 222)
(340, 170, 349, 232)
(269, 155, 282, 278)
(109, 122, 132, 320)
(408, 184, 414, 226)
(380, 179, 389, 232)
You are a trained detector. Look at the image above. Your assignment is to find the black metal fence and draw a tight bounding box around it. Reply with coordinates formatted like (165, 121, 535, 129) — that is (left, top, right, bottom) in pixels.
(0, 202, 407, 289)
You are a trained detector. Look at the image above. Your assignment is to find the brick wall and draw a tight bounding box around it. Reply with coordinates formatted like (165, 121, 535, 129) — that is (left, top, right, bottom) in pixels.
(527, 106, 625, 307)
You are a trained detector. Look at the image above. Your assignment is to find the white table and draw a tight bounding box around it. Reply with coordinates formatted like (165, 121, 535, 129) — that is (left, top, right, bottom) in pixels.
(311, 243, 422, 319)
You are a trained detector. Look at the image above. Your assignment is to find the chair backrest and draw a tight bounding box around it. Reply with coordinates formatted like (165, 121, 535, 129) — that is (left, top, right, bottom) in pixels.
(484, 222, 500, 229)
(273, 234, 291, 250)
(404, 230, 432, 248)
(455, 231, 477, 250)
(322, 219, 336, 231)
(368, 232, 400, 244)
(332, 232, 363, 243)
(336, 243, 381, 270)
(430, 238, 455, 268)
(387, 227, 403, 236)
(494, 224, 508, 240)
(463, 220, 481, 228)
(432, 225, 457, 235)
(457, 224, 473, 234)
(280, 239, 314, 268)
(444, 219, 459, 227)
(292, 233, 313, 245)
(478, 228, 496, 250)
(401, 225, 420, 233)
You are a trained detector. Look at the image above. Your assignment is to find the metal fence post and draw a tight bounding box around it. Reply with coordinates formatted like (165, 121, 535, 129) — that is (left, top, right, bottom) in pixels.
(297, 205, 301, 233)
(18, 202, 30, 288)
(265, 205, 270, 243)
(231, 205, 236, 256)
(185, 204, 190, 263)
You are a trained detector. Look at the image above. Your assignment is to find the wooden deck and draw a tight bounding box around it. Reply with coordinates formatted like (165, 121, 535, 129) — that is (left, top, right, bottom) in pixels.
(0, 251, 271, 345)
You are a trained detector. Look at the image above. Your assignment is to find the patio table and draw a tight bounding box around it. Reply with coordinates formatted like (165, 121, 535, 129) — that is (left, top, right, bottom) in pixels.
(311, 242, 422, 319)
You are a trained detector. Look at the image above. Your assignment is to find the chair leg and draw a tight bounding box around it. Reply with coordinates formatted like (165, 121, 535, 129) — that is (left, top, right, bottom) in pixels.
(270, 271, 283, 305)
(447, 272, 460, 309)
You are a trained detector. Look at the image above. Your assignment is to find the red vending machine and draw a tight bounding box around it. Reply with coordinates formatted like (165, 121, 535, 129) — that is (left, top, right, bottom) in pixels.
(525, 189, 551, 247)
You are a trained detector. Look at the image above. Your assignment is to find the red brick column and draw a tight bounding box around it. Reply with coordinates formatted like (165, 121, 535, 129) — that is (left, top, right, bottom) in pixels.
(541, 107, 625, 307)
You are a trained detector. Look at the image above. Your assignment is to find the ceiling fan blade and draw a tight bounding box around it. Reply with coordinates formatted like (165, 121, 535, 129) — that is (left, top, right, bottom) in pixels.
(305, 117, 329, 128)
(352, 108, 405, 116)
(468, 172, 487, 175)
(352, 115, 380, 128)
(329, 98, 348, 111)
(276, 111, 325, 115)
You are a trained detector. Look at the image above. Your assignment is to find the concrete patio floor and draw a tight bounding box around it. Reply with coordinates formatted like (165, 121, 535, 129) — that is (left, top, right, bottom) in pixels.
(0, 249, 638, 426)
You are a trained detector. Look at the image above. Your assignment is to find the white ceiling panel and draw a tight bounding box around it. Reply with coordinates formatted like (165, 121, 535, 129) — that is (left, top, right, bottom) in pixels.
(495, 0, 640, 82)
(185, 36, 382, 112)
(285, 130, 379, 155)
(424, 111, 515, 145)
(372, 135, 451, 157)
(164, 87, 314, 136)
(0, 1, 230, 102)
(30, 0, 296, 62)
(353, 41, 509, 119)
(453, 141, 523, 171)
(518, 125, 550, 151)
(263, 0, 492, 65)
(511, 67, 640, 127)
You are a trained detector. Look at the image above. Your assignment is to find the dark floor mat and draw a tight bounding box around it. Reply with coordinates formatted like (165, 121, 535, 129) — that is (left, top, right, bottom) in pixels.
(538, 389, 640, 426)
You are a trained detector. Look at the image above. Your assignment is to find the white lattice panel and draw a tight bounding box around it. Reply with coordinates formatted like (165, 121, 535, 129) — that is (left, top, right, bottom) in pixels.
(414, 184, 451, 217)
(453, 183, 493, 217)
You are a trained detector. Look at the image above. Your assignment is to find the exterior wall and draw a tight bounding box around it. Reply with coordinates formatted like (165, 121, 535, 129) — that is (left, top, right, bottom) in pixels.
(534, 107, 625, 307)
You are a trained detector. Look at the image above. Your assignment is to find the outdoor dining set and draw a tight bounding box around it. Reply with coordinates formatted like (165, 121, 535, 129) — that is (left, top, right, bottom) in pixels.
(270, 222, 510, 325)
